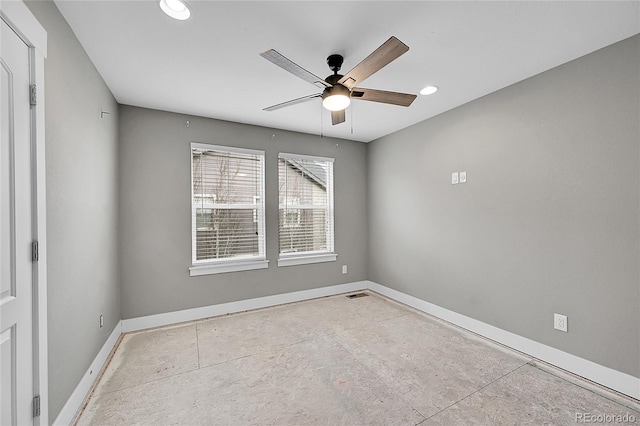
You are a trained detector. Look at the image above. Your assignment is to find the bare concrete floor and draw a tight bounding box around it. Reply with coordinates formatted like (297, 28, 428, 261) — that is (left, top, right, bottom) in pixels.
(75, 292, 640, 425)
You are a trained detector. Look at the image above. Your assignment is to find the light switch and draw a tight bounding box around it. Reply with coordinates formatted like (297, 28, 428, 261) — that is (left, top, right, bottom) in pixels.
(451, 172, 459, 185)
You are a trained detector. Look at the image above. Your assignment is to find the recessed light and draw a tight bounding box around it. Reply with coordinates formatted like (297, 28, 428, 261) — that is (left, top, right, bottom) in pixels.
(420, 85, 438, 95)
(159, 0, 191, 20)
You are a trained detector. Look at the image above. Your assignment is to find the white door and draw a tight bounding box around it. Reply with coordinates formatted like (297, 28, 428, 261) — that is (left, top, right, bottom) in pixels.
(1, 16, 35, 426)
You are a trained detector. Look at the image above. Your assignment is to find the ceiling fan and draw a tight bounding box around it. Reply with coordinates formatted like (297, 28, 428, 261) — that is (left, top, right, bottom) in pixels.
(260, 36, 417, 125)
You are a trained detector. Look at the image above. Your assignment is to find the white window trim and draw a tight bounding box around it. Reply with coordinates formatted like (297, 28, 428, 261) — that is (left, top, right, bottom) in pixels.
(325, 160, 335, 255)
(277, 153, 337, 267)
(190, 143, 267, 275)
(279, 152, 335, 163)
(189, 259, 269, 276)
(277, 253, 337, 267)
(192, 142, 264, 157)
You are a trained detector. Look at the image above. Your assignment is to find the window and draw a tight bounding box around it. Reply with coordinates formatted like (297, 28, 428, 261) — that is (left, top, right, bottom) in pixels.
(189, 143, 267, 276)
(278, 153, 336, 266)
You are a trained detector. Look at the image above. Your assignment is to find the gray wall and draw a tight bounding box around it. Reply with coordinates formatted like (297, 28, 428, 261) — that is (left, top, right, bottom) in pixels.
(119, 106, 367, 319)
(24, 0, 120, 420)
(368, 35, 640, 377)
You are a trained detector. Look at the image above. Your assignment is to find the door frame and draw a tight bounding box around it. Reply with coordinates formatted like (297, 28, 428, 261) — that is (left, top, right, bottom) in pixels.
(0, 1, 47, 424)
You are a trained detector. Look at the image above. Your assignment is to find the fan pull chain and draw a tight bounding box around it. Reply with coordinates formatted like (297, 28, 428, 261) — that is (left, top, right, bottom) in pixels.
(350, 104, 354, 135)
(320, 101, 324, 138)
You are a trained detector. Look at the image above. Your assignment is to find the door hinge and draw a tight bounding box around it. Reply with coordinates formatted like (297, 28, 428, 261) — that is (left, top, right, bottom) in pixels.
(32, 395, 41, 417)
(32, 240, 39, 262)
(30, 84, 37, 106)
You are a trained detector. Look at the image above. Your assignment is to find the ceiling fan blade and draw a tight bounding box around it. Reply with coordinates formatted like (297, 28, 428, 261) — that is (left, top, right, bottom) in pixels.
(338, 36, 409, 90)
(263, 93, 321, 111)
(351, 87, 416, 107)
(260, 49, 331, 89)
(331, 109, 346, 125)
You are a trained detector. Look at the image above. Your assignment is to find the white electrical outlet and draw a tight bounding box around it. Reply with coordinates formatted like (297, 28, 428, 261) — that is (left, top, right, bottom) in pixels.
(342, 265, 348, 274)
(100, 314, 104, 328)
(554, 313, 567, 332)
(451, 172, 459, 185)
(459, 171, 467, 183)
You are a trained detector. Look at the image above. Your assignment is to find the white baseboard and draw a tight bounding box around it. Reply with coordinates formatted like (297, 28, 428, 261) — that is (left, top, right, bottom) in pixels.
(122, 281, 368, 333)
(367, 281, 640, 400)
(53, 320, 122, 426)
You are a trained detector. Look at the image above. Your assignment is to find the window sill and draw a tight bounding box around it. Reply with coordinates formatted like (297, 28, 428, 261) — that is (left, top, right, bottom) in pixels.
(277, 253, 337, 267)
(189, 259, 269, 276)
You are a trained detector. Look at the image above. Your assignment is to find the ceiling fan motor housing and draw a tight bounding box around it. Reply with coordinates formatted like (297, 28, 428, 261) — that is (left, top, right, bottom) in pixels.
(324, 73, 343, 86)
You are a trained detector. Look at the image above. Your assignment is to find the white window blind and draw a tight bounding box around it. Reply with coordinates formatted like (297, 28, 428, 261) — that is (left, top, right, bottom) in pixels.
(278, 153, 334, 259)
(191, 143, 265, 266)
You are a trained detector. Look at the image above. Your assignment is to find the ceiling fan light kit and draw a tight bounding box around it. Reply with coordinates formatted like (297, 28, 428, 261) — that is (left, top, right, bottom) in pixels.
(260, 36, 417, 126)
(322, 86, 351, 111)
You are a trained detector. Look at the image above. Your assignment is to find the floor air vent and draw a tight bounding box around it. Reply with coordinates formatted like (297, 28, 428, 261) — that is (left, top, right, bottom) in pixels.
(346, 293, 369, 299)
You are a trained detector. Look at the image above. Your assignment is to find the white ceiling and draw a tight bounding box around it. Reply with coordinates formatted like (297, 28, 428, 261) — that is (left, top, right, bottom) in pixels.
(54, 1, 640, 142)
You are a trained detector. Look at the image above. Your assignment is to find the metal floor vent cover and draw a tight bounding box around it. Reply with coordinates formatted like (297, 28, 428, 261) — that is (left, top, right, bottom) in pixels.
(346, 293, 369, 299)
